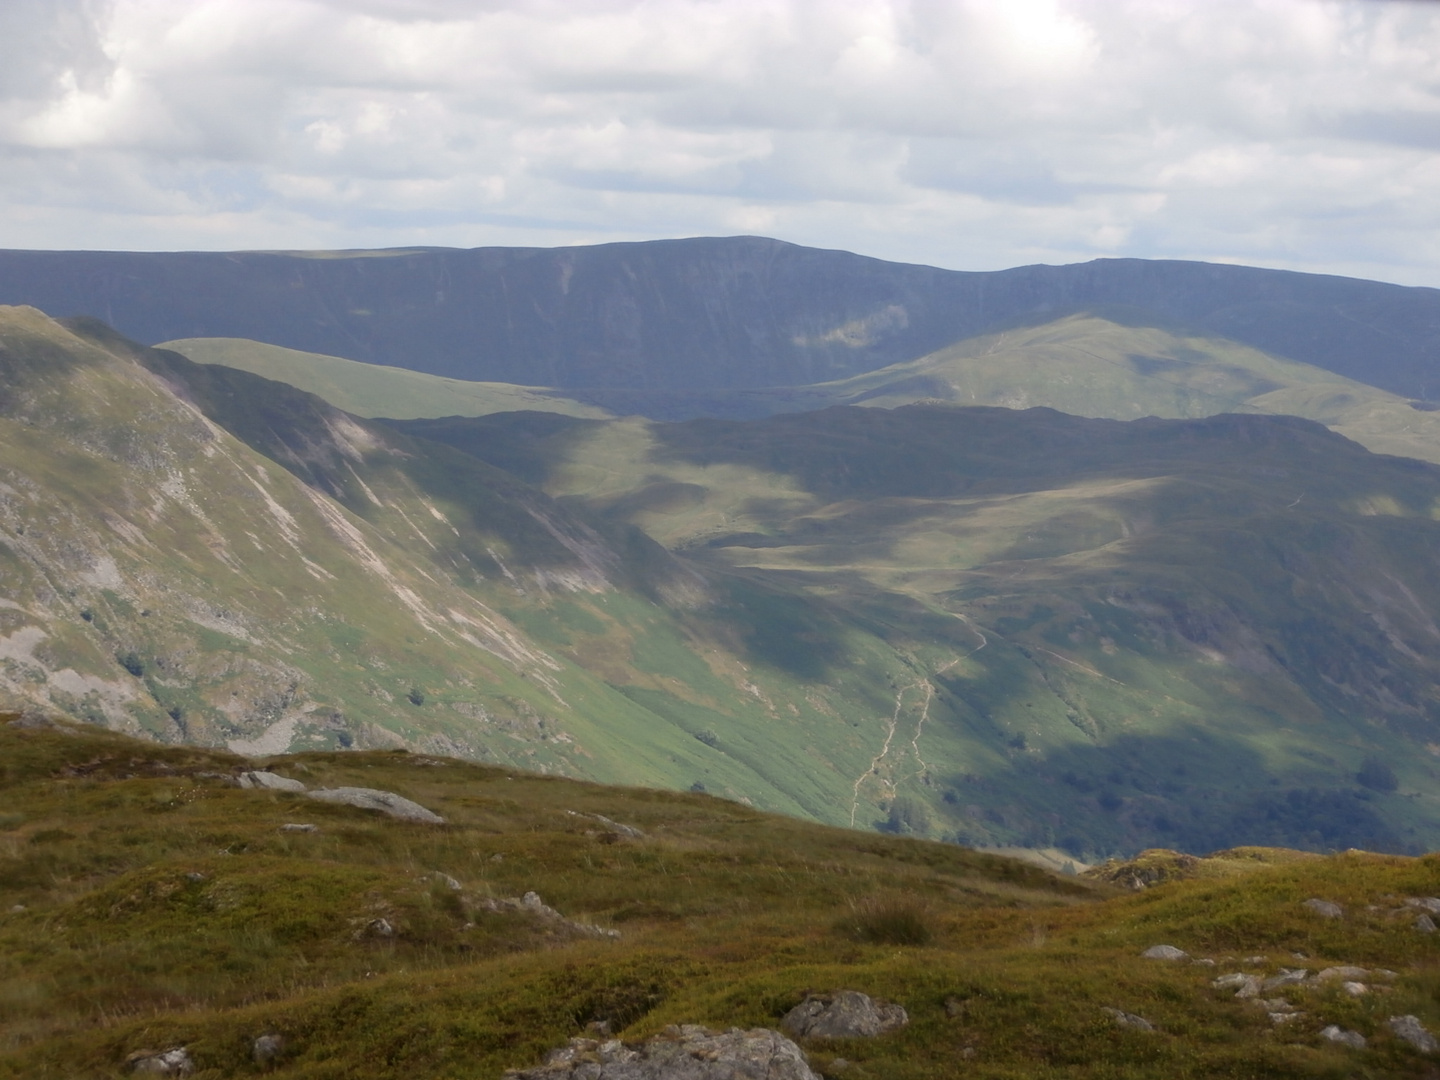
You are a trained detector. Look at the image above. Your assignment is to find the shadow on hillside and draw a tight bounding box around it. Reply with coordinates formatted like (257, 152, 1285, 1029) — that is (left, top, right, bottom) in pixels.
(940, 728, 1413, 858)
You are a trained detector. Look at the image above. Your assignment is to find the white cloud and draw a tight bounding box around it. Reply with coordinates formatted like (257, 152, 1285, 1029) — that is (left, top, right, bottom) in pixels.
(1, 0, 1439, 285)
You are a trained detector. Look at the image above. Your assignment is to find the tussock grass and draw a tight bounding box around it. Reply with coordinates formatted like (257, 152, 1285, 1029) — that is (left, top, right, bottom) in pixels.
(4, 719, 1440, 1078)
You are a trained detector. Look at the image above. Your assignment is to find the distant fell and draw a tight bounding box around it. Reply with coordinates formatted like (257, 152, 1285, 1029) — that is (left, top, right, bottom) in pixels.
(2, 238, 1439, 398)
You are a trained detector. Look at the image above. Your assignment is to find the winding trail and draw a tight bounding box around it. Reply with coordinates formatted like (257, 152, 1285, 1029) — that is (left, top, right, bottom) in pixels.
(847, 611, 989, 827)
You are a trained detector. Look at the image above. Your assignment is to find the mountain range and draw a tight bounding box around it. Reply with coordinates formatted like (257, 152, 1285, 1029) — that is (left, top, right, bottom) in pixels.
(2, 237, 1440, 862)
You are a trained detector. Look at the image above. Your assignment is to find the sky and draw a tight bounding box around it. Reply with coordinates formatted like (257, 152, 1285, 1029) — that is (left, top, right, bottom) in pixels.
(2, 0, 1440, 285)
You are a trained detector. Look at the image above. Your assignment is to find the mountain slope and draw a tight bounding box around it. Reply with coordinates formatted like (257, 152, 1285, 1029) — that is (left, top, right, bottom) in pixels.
(0, 306, 1040, 831)
(692, 314, 1440, 465)
(2, 238, 1439, 398)
(157, 336, 609, 420)
(394, 404, 1440, 856)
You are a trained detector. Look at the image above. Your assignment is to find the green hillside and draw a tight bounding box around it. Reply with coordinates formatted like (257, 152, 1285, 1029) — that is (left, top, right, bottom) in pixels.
(158, 336, 609, 420)
(395, 405, 1440, 857)
(693, 314, 1440, 465)
(4, 719, 1440, 1079)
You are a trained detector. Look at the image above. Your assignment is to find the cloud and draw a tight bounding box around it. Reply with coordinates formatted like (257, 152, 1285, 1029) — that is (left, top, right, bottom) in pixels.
(1, 0, 1438, 286)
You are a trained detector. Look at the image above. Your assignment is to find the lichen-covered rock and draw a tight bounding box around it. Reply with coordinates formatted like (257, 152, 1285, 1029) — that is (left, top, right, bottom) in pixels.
(505, 1025, 820, 1079)
(127, 1047, 194, 1076)
(1140, 944, 1187, 961)
(1389, 1015, 1438, 1053)
(306, 787, 444, 823)
(781, 991, 908, 1039)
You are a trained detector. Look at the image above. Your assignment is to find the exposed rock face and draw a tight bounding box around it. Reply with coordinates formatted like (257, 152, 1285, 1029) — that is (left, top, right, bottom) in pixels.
(305, 787, 444, 823)
(1390, 1015, 1438, 1053)
(505, 1025, 820, 1080)
(127, 1047, 194, 1076)
(780, 991, 908, 1039)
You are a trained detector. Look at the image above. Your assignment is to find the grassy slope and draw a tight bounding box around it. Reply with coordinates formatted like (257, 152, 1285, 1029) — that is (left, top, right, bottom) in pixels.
(157, 337, 610, 420)
(2, 308, 1021, 837)
(4, 720, 1440, 1080)
(394, 405, 1440, 858)
(747, 314, 1440, 466)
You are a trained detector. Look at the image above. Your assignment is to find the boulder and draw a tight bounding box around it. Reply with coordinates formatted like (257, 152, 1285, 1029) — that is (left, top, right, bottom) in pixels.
(1211, 972, 1262, 998)
(781, 991, 908, 1039)
(1315, 966, 1368, 982)
(1303, 898, 1343, 919)
(306, 787, 444, 823)
(1415, 914, 1436, 933)
(1320, 1025, 1366, 1050)
(252, 1034, 284, 1064)
(1140, 944, 1188, 961)
(1261, 968, 1308, 991)
(1101, 1007, 1154, 1032)
(127, 1047, 194, 1076)
(279, 823, 318, 833)
(1342, 982, 1368, 996)
(239, 771, 306, 793)
(1389, 1015, 1438, 1053)
(504, 1025, 820, 1079)
(1405, 897, 1440, 914)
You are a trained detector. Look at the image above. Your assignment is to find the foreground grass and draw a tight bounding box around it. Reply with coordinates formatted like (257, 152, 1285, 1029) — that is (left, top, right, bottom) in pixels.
(2, 720, 1438, 1079)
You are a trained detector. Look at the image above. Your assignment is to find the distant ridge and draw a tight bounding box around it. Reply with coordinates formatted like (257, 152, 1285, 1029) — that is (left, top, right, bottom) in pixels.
(2, 237, 1439, 399)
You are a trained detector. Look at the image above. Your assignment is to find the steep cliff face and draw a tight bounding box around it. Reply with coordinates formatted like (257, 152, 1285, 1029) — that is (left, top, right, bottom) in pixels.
(2, 238, 1438, 397)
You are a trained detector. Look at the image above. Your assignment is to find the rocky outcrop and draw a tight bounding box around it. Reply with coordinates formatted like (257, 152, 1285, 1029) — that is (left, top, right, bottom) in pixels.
(1320, 1026, 1366, 1050)
(781, 991, 908, 1039)
(127, 1047, 194, 1076)
(1140, 945, 1188, 961)
(306, 787, 445, 824)
(1390, 1015, 1438, 1053)
(476, 891, 620, 939)
(238, 771, 306, 792)
(505, 1025, 820, 1080)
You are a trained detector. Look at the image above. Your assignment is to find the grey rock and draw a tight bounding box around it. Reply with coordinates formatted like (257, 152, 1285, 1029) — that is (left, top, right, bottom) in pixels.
(1269, 1011, 1305, 1025)
(253, 1034, 284, 1064)
(475, 891, 620, 939)
(781, 991, 909, 1039)
(238, 771, 306, 793)
(279, 823, 318, 833)
(1101, 1007, 1155, 1032)
(1320, 1025, 1366, 1050)
(428, 871, 462, 890)
(1389, 1015, 1438, 1053)
(567, 810, 645, 838)
(1416, 914, 1437, 933)
(1190, 957, 1216, 967)
(1303, 898, 1343, 919)
(1342, 982, 1368, 996)
(1405, 897, 1440, 914)
(1140, 944, 1188, 961)
(1316, 966, 1369, 982)
(505, 1025, 820, 1079)
(1211, 972, 1251, 991)
(362, 917, 394, 938)
(1262, 968, 1309, 991)
(306, 787, 444, 823)
(128, 1047, 194, 1076)
(1243, 955, 1268, 965)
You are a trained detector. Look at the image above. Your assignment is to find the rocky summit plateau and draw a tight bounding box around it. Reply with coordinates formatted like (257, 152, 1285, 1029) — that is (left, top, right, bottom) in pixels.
(2, 235, 1440, 1077)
